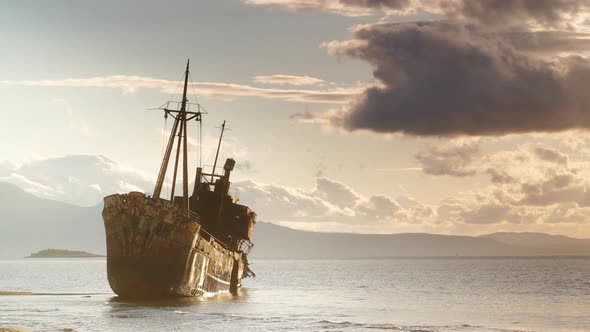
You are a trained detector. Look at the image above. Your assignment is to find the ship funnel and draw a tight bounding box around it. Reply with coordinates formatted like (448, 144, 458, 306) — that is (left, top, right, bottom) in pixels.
(223, 158, 236, 188)
(224, 158, 236, 171)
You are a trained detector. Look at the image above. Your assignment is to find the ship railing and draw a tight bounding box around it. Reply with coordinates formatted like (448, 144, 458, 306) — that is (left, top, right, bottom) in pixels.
(185, 210, 233, 252)
(238, 239, 254, 255)
(198, 227, 233, 252)
(245, 267, 256, 278)
(156, 100, 205, 114)
(187, 210, 201, 223)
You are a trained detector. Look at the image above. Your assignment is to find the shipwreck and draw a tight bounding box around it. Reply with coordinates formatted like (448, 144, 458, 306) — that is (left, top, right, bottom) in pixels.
(102, 60, 256, 299)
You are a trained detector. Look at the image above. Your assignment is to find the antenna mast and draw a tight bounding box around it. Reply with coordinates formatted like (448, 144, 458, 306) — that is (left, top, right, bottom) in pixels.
(211, 120, 226, 182)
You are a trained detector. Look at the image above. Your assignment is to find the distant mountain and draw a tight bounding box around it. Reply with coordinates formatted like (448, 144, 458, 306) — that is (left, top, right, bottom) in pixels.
(0, 182, 104, 258)
(252, 222, 590, 258)
(480, 232, 590, 256)
(2, 182, 590, 259)
(252, 222, 525, 258)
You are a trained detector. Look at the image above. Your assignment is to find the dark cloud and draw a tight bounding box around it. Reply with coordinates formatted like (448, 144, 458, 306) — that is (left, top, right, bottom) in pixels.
(486, 168, 516, 184)
(325, 21, 590, 136)
(339, 0, 411, 10)
(504, 30, 590, 54)
(251, 0, 590, 137)
(449, 0, 587, 28)
(235, 160, 256, 173)
(247, 0, 589, 26)
(534, 147, 568, 164)
(244, 0, 412, 16)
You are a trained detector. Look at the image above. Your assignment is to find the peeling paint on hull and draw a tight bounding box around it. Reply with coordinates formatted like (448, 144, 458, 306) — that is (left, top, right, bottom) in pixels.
(103, 192, 244, 299)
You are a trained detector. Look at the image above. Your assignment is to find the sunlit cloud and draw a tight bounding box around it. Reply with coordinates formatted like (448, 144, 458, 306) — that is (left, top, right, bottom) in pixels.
(253, 74, 326, 86)
(0, 75, 361, 104)
(245, 0, 590, 29)
(243, 0, 378, 17)
(4, 150, 590, 236)
(0, 155, 156, 206)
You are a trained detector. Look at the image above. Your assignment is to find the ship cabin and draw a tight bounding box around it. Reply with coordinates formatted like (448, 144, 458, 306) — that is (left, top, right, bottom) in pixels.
(172, 158, 256, 252)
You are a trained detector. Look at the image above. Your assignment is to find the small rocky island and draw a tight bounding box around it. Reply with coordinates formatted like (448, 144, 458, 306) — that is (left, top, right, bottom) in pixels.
(27, 249, 104, 258)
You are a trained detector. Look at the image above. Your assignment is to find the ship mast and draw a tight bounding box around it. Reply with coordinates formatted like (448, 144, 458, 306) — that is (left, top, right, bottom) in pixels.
(211, 120, 226, 182)
(153, 59, 201, 214)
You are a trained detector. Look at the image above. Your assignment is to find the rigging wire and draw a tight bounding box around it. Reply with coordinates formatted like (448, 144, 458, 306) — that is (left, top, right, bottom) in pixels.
(161, 116, 169, 198)
(188, 71, 205, 169)
(187, 72, 200, 107)
(167, 72, 185, 105)
(199, 119, 202, 170)
(160, 114, 168, 159)
(158, 71, 185, 199)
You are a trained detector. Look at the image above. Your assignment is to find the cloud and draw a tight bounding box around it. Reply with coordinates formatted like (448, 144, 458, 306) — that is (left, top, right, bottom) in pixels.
(245, 0, 590, 27)
(234, 177, 438, 228)
(234, 178, 356, 221)
(0, 75, 359, 105)
(5, 152, 590, 234)
(244, 0, 446, 17)
(243, 0, 390, 16)
(254, 0, 590, 137)
(253, 74, 326, 86)
(445, 0, 589, 29)
(357, 195, 403, 220)
(289, 111, 317, 121)
(313, 177, 361, 208)
(534, 147, 568, 165)
(0, 155, 155, 206)
(415, 139, 480, 176)
(413, 140, 590, 213)
(0, 173, 58, 199)
(502, 30, 590, 56)
(320, 21, 590, 136)
(233, 169, 590, 233)
(235, 160, 256, 173)
(414, 140, 575, 179)
(461, 203, 529, 225)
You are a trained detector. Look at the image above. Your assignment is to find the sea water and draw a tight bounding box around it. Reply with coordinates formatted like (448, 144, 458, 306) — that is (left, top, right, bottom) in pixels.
(1, 258, 590, 331)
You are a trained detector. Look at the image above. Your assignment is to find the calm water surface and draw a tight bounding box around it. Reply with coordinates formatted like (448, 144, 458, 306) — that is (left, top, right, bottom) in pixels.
(1, 258, 590, 331)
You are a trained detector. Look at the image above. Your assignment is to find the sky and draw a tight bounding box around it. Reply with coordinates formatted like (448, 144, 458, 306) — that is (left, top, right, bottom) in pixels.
(3, 0, 590, 237)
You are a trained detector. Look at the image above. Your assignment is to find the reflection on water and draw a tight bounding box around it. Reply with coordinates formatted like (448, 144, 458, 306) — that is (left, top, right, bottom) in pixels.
(0, 291, 32, 295)
(107, 289, 247, 308)
(2, 258, 590, 331)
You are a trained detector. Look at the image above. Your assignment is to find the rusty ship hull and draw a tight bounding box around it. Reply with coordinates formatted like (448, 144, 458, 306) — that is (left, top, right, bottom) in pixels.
(103, 192, 245, 298)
